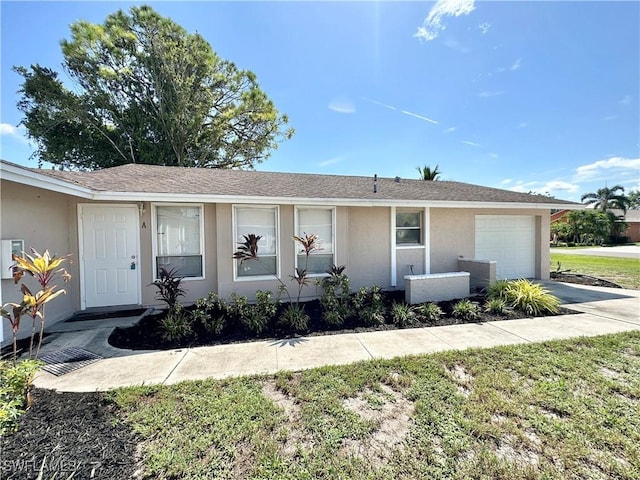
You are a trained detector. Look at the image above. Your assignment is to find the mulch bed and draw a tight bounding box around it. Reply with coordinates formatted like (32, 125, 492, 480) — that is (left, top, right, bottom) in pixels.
(0, 389, 138, 480)
(108, 291, 575, 351)
(550, 272, 623, 289)
(0, 278, 612, 478)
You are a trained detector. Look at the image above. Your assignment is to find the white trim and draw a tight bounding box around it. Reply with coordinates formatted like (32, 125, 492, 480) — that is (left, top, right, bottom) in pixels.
(390, 206, 396, 287)
(151, 203, 206, 281)
(232, 204, 280, 282)
(424, 207, 431, 274)
(294, 206, 336, 275)
(83, 191, 579, 210)
(396, 245, 426, 250)
(1, 162, 93, 198)
(78, 203, 141, 309)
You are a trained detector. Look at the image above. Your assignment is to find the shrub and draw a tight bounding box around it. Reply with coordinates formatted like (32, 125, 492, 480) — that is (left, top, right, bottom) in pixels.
(353, 286, 386, 326)
(319, 265, 352, 327)
(391, 302, 417, 327)
(0, 359, 41, 435)
(452, 299, 479, 321)
(254, 290, 279, 322)
(503, 279, 560, 316)
(192, 292, 227, 336)
(279, 304, 309, 333)
(158, 304, 193, 342)
(487, 280, 511, 302)
(227, 293, 265, 336)
(151, 267, 186, 311)
(484, 298, 509, 315)
(416, 302, 444, 324)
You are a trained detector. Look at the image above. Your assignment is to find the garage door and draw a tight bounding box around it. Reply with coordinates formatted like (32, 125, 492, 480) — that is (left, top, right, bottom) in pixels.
(475, 215, 535, 279)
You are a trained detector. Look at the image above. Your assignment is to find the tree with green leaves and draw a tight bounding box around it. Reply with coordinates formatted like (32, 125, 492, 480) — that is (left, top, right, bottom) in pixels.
(580, 185, 630, 213)
(14, 6, 293, 170)
(627, 189, 640, 209)
(416, 164, 441, 180)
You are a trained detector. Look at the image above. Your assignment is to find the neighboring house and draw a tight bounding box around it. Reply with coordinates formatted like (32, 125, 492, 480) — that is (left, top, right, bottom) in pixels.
(1, 160, 579, 343)
(551, 208, 640, 242)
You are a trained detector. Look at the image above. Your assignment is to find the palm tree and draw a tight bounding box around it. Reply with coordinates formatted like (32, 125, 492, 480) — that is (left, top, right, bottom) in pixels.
(417, 164, 441, 181)
(581, 185, 630, 213)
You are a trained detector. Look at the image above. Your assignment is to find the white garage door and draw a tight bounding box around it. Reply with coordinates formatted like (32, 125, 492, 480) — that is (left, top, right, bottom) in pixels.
(475, 215, 536, 279)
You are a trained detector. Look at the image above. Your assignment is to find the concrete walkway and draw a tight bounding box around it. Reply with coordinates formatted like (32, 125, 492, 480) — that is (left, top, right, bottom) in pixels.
(551, 245, 640, 258)
(33, 282, 640, 392)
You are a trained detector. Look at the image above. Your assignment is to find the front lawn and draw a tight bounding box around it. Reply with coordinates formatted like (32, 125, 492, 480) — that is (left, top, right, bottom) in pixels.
(110, 331, 640, 479)
(551, 253, 640, 289)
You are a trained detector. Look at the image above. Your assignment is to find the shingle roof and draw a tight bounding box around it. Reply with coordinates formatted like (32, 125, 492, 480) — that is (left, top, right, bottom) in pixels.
(31, 163, 579, 205)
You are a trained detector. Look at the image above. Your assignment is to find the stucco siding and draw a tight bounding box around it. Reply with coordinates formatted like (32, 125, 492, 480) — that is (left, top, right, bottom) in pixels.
(1, 182, 76, 343)
(347, 207, 391, 290)
(430, 207, 551, 279)
(395, 248, 426, 289)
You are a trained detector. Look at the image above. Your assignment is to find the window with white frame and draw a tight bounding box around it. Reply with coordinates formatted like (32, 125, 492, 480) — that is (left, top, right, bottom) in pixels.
(155, 205, 203, 278)
(396, 211, 422, 245)
(296, 207, 334, 274)
(234, 206, 278, 278)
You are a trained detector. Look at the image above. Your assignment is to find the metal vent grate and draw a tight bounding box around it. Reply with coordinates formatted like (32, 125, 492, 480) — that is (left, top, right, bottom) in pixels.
(40, 347, 103, 376)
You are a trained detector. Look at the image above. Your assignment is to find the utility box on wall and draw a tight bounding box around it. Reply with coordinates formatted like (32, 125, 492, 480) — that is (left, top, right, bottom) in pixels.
(1, 239, 24, 279)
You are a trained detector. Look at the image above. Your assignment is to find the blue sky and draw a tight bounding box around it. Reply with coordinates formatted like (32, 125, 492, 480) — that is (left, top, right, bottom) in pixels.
(1, 1, 638, 202)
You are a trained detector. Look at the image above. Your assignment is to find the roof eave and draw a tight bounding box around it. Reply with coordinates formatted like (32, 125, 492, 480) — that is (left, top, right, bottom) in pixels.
(91, 191, 581, 209)
(0, 162, 93, 199)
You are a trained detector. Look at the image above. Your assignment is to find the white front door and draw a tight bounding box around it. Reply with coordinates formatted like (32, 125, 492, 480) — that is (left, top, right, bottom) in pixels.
(80, 205, 141, 308)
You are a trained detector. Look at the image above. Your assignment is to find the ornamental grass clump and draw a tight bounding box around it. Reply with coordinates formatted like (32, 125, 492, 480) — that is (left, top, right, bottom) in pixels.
(391, 301, 417, 327)
(488, 279, 560, 316)
(415, 302, 444, 324)
(452, 299, 479, 321)
(503, 279, 560, 316)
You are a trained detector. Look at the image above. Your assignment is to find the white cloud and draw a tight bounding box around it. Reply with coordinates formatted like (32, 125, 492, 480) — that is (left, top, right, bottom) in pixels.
(489, 152, 498, 159)
(318, 156, 345, 167)
(574, 156, 640, 182)
(400, 110, 439, 125)
(507, 180, 579, 196)
(443, 126, 457, 134)
(363, 98, 439, 125)
(517, 122, 528, 128)
(478, 91, 504, 98)
(501, 179, 512, 185)
(478, 22, 490, 34)
(462, 140, 481, 147)
(602, 115, 617, 121)
(328, 97, 355, 114)
(415, 0, 476, 42)
(443, 38, 470, 54)
(0, 123, 29, 143)
(510, 58, 522, 71)
(619, 95, 631, 105)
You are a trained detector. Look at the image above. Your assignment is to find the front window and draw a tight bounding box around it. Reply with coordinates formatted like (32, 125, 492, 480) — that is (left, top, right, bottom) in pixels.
(396, 211, 422, 245)
(234, 206, 278, 278)
(155, 205, 203, 278)
(296, 207, 334, 274)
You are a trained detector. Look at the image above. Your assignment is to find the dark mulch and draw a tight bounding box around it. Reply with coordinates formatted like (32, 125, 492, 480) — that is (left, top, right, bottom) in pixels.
(108, 291, 575, 351)
(0, 389, 138, 480)
(0, 281, 596, 478)
(550, 272, 623, 289)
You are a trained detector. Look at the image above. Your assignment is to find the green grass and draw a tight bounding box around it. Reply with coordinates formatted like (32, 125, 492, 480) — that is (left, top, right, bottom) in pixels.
(550, 253, 640, 289)
(112, 331, 640, 479)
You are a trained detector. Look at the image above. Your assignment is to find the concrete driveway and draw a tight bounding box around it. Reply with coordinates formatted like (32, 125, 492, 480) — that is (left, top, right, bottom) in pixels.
(551, 245, 640, 259)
